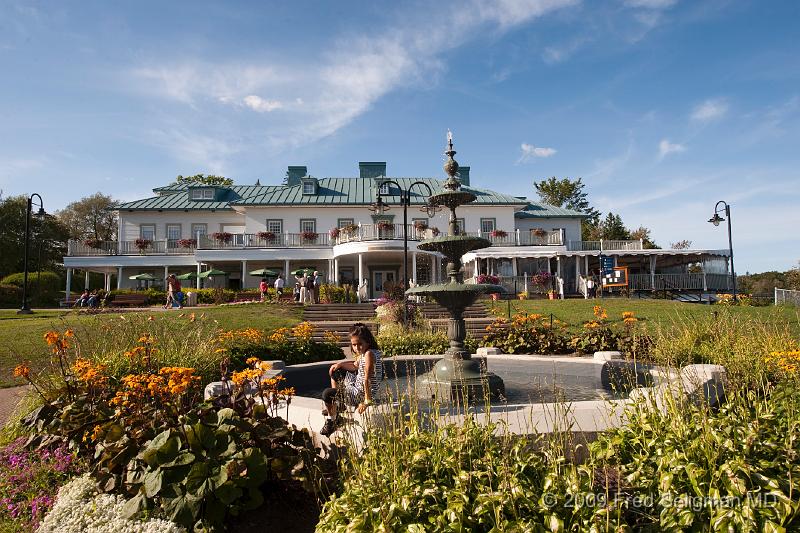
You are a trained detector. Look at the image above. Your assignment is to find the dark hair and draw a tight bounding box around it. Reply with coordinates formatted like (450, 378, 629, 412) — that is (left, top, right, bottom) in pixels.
(349, 322, 379, 351)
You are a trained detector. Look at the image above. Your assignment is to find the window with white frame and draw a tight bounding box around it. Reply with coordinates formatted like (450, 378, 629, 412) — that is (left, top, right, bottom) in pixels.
(378, 182, 390, 195)
(190, 188, 214, 200)
(140, 224, 156, 240)
(166, 224, 181, 241)
(300, 219, 316, 233)
(266, 219, 283, 233)
(302, 182, 315, 195)
(480, 218, 496, 233)
(337, 218, 354, 228)
(191, 223, 207, 237)
(454, 218, 465, 234)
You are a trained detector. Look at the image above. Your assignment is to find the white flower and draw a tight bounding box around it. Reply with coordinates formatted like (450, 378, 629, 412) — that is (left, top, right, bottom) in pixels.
(37, 474, 185, 533)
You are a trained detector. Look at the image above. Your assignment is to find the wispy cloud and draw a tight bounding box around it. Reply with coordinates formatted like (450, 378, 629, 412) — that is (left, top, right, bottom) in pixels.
(542, 36, 588, 64)
(658, 139, 686, 158)
(518, 143, 557, 162)
(242, 95, 283, 113)
(690, 98, 729, 122)
(126, 0, 579, 167)
(623, 0, 677, 8)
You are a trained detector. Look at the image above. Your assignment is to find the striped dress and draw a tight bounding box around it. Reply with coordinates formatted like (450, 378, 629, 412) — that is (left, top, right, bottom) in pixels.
(343, 349, 384, 405)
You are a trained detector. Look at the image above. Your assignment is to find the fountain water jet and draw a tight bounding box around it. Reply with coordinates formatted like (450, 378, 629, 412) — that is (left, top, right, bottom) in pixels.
(406, 133, 506, 401)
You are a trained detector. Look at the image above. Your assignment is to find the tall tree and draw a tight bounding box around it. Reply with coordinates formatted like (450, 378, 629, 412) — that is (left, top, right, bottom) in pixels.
(533, 177, 600, 223)
(0, 195, 70, 278)
(670, 239, 692, 249)
(587, 212, 630, 241)
(629, 226, 660, 249)
(56, 193, 118, 240)
(172, 174, 233, 187)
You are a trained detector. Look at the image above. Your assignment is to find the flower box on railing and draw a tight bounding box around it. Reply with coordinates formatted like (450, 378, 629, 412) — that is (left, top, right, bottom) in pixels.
(489, 229, 508, 238)
(211, 232, 233, 244)
(476, 274, 500, 284)
(328, 227, 340, 239)
(176, 238, 196, 248)
(300, 231, 318, 243)
(340, 223, 359, 237)
(414, 221, 429, 232)
(377, 221, 394, 231)
(257, 231, 277, 242)
(83, 238, 103, 249)
(134, 238, 152, 252)
(532, 228, 547, 238)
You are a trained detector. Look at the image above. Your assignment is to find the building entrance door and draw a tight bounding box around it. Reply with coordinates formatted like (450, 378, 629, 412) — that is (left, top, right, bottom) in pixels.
(372, 270, 396, 299)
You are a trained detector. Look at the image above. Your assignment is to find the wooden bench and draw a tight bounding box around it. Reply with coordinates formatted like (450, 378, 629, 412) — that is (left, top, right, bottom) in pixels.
(106, 294, 149, 307)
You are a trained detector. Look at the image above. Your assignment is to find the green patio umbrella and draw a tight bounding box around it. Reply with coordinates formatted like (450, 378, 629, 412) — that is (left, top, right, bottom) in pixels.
(175, 272, 198, 280)
(129, 273, 157, 281)
(198, 269, 227, 279)
(290, 268, 315, 276)
(249, 268, 280, 277)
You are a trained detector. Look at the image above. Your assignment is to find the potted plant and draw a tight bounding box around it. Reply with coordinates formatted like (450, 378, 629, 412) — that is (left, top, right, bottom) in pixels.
(134, 238, 151, 253)
(489, 229, 507, 238)
(328, 227, 341, 239)
(257, 231, 277, 243)
(533, 228, 547, 238)
(83, 238, 103, 249)
(211, 232, 233, 244)
(341, 223, 359, 236)
(377, 220, 394, 231)
(413, 220, 429, 233)
(300, 231, 318, 243)
(176, 238, 196, 249)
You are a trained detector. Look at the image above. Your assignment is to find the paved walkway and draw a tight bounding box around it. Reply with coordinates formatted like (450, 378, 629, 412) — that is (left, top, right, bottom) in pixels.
(0, 385, 29, 428)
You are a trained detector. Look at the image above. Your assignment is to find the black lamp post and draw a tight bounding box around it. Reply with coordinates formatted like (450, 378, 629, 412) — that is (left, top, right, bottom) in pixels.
(370, 180, 437, 326)
(18, 193, 46, 314)
(708, 200, 736, 302)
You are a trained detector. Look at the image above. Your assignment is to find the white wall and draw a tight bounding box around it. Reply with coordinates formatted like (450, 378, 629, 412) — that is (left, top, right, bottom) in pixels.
(119, 211, 246, 241)
(515, 217, 583, 243)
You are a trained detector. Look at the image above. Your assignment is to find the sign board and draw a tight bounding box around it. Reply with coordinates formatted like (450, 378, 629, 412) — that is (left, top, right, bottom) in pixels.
(600, 255, 615, 275)
(602, 266, 629, 287)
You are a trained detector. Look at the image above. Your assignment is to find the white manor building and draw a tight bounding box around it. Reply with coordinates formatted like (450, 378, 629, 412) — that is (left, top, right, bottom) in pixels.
(63, 161, 732, 300)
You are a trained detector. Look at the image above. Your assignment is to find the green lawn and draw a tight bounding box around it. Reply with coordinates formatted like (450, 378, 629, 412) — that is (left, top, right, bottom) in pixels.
(486, 298, 800, 334)
(0, 304, 303, 388)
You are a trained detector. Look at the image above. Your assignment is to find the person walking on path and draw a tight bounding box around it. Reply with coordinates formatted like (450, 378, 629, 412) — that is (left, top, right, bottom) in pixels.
(297, 274, 308, 304)
(259, 278, 269, 301)
(274, 275, 285, 298)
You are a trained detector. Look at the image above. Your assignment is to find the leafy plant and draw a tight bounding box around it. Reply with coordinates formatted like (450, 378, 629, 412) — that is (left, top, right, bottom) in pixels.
(210, 232, 232, 244)
(134, 238, 151, 251)
(175, 238, 196, 248)
(300, 231, 318, 242)
(256, 231, 276, 242)
(481, 312, 570, 354)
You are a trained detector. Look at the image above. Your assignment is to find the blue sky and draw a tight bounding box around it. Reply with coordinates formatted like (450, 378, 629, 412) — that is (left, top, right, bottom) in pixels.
(1, 0, 798, 273)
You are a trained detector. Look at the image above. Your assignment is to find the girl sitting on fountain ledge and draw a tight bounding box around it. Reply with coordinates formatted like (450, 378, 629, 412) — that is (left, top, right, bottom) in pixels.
(320, 322, 384, 437)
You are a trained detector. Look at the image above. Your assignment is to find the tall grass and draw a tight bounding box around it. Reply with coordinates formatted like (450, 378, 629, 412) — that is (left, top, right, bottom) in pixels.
(317, 314, 800, 531)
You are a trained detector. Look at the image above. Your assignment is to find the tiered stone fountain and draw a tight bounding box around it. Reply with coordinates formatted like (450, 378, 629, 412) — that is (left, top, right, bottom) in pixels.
(407, 134, 506, 401)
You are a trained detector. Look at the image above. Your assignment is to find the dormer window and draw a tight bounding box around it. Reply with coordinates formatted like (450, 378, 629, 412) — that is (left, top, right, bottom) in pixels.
(301, 177, 318, 195)
(190, 188, 215, 200)
(378, 182, 390, 195)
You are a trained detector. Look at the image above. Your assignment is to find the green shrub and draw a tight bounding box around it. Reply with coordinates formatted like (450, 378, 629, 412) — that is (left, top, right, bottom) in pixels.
(1, 271, 61, 292)
(215, 323, 344, 368)
(318, 284, 357, 303)
(0, 283, 21, 307)
(376, 327, 478, 356)
(480, 313, 571, 354)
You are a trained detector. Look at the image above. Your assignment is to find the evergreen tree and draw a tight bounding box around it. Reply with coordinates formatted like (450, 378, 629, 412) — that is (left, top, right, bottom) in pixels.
(533, 177, 600, 224)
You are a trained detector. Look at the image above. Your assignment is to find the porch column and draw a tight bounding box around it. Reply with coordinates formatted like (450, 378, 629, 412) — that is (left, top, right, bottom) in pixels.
(556, 256, 563, 299)
(284, 259, 290, 280)
(358, 253, 363, 287)
(512, 257, 518, 278)
(104, 273, 110, 292)
(575, 256, 581, 295)
(475, 258, 480, 278)
(164, 266, 169, 282)
(412, 252, 418, 283)
(703, 270, 708, 291)
(241, 260, 247, 289)
(334, 258, 340, 285)
(196, 263, 201, 289)
(649, 256, 657, 290)
(65, 268, 72, 302)
(84, 271, 90, 290)
(117, 267, 123, 289)
(584, 256, 589, 277)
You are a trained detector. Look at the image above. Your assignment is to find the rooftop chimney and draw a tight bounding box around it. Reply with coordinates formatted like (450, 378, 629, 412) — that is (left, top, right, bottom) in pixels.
(286, 166, 307, 186)
(359, 162, 386, 180)
(458, 166, 470, 186)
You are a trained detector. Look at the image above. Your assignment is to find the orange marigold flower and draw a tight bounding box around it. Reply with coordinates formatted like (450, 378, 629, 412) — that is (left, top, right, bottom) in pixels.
(246, 357, 260, 366)
(44, 331, 59, 346)
(13, 363, 31, 379)
(64, 329, 75, 338)
(623, 317, 638, 324)
(189, 313, 196, 322)
(622, 311, 635, 319)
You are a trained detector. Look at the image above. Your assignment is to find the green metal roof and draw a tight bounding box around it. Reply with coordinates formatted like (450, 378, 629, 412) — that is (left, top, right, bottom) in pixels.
(515, 202, 588, 219)
(116, 178, 528, 210)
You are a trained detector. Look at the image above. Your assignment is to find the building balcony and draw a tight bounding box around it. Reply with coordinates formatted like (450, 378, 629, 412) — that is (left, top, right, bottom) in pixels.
(66, 228, 642, 256)
(67, 239, 197, 256)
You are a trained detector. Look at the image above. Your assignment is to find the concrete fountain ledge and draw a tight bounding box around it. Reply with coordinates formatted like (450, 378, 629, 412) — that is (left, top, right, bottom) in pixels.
(204, 353, 727, 443)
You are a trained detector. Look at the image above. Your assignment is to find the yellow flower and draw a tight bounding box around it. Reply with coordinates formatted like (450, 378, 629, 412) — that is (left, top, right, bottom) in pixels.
(64, 329, 75, 338)
(44, 331, 59, 346)
(246, 357, 260, 366)
(622, 311, 635, 319)
(584, 321, 601, 329)
(623, 317, 638, 324)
